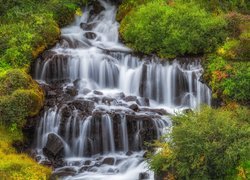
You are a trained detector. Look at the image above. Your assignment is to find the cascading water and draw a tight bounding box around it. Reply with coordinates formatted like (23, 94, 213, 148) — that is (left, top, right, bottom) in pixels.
(32, 0, 211, 179)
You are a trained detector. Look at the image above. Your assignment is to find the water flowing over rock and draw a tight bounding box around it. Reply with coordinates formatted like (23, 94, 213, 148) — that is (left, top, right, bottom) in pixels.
(32, 0, 211, 179)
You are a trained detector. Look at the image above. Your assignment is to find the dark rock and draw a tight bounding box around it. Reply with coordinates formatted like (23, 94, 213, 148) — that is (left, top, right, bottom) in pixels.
(60, 105, 72, 118)
(47, 90, 57, 98)
(114, 92, 125, 99)
(129, 104, 139, 112)
(65, 86, 78, 96)
(43, 133, 64, 164)
(71, 99, 95, 114)
(84, 160, 92, 166)
(140, 107, 168, 115)
(102, 157, 115, 165)
(139, 172, 150, 180)
(79, 165, 89, 173)
(126, 151, 133, 156)
(51, 167, 77, 179)
(93, 90, 103, 95)
(123, 95, 137, 102)
(102, 96, 116, 105)
(80, 22, 96, 30)
(84, 32, 97, 40)
(40, 159, 52, 166)
(136, 97, 150, 106)
(139, 63, 148, 97)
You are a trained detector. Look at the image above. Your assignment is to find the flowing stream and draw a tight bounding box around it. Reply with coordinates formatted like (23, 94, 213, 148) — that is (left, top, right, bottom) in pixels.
(32, 1, 211, 179)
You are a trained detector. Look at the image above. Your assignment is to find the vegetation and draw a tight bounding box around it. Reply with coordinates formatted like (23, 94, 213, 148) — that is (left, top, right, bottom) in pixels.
(0, 126, 51, 179)
(119, 1, 227, 58)
(148, 106, 250, 179)
(0, 0, 87, 178)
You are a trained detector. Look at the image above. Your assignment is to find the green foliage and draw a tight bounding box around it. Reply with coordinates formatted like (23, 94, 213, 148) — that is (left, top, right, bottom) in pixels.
(0, 69, 44, 127)
(120, 1, 227, 58)
(0, 126, 51, 179)
(0, 0, 85, 68)
(148, 106, 250, 179)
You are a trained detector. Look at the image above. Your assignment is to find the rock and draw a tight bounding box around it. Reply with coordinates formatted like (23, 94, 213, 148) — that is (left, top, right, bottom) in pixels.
(102, 96, 116, 105)
(43, 133, 64, 161)
(140, 107, 168, 115)
(136, 97, 150, 106)
(123, 95, 137, 102)
(71, 99, 95, 114)
(65, 86, 78, 96)
(129, 104, 139, 112)
(93, 90, 103, 95)
(60, 105, 72, 118)
(47, 90, 57, 98)
(84, 32, 97, 40)
(114, 92, 125, 99)
(126, 151, 133, 156)
(139, 172, 150, 180)
(102, 157, 115, 165)
(51, 167, 77, 179)
(80, 22, 96, 30)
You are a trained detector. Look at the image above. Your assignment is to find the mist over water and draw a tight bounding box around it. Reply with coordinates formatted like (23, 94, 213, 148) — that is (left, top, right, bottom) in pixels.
(33, 0, 211, 179)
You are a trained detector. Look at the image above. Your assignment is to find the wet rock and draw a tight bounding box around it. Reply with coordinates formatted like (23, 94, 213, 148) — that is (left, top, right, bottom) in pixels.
(123, 95, 137, 102)
(139, 172, 150, 179)
(136, 97, 150, 106)
(47, 90, 57, 98)
(102, 157, 115, 165)
(51, 167, 77, 179)
(79, 165, 89, 172)
(43, 133, 64, 163)
(129, 104, 139, 112)
(139, 63, 148, 97)
(93, 90, 103, 95)
(80, 22, 96, 30)
(84, 32, 97, 40)
(60, 105, 72, 118)
(114, 92, 125, 99)
(140, 107, 168, 115)
(84, 160, 92, 166)
(102, 96, 116, 105)
(126, 151, 133, 156)
(71, 99, 95, 114)
(65, 86, 78, 96)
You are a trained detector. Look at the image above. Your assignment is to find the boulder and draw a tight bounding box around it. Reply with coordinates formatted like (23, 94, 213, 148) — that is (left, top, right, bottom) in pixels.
(43, 133, 64, 162)
(93, 90, 103, 95)
(80, 22, 96, 30)
(65, 86, 78, 96)
(71, 99, 95, 114)
(123, 95, 137, 102)
(84, 32, 97, 40)
(139, 172, 150, 180)
(136, 97, 150, 106)
(129, 104, 139, 112)
(102, 157, 115, 165)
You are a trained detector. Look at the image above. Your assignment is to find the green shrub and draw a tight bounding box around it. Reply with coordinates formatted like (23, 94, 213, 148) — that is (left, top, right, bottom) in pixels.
(148, 106, 250, 179)
(0, 69, 44, 127)
(120, 1, 227, 58)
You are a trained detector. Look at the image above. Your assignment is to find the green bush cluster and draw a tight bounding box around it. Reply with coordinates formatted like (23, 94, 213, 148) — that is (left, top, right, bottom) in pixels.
(148, 106, 250, 179)
(0, 0, 86, 69)
(0, 69, 44, 127)
(203, 13, 250, 104)
(119, 1, 227, 58)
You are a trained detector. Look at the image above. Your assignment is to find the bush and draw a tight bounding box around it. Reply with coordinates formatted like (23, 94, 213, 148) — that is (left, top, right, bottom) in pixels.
(148, 106, 250, 179)
(0, 69, 44, 127)
(120, 1, 227, 58)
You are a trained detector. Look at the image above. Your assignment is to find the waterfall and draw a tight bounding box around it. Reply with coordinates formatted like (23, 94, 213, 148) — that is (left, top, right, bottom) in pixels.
(32, 0, 211, 179)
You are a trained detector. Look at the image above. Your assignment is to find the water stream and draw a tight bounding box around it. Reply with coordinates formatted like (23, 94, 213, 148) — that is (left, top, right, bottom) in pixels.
(32, 1, 211, 179)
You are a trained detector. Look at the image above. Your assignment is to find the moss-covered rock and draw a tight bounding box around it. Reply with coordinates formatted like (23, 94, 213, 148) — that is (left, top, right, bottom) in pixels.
(0, 69, 44, 127)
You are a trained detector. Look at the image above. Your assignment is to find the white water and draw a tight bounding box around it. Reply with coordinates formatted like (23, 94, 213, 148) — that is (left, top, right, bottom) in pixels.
(33, 0, 211, 179)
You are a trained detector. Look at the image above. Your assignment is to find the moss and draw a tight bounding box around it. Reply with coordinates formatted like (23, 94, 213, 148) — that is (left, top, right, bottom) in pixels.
(0, 126, 51, 179)
(0, 69, 44, 127)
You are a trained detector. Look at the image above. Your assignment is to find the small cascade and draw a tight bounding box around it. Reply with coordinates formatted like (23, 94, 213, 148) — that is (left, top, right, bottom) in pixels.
(32, 0, 211, 179)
